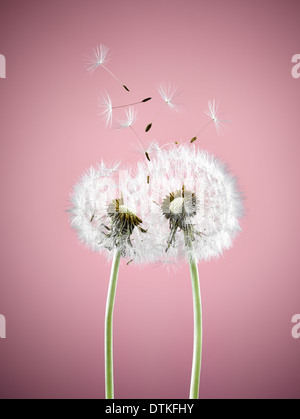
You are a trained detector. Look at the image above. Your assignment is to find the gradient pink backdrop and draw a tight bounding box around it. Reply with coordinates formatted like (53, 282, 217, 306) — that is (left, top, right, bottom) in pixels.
(0, 0, 300, 399)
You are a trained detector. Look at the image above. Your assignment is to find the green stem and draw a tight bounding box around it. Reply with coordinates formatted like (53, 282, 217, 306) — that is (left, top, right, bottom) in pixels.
(188, 254, 202, 399)
(105, 248, 121, 399)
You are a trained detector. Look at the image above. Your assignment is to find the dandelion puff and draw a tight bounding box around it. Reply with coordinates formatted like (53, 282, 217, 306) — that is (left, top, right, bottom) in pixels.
(190, 100, 229, 143)
(134, 142, 244, 399)
(68, 160, 162, 399)
(145, 82, 182, 132)
(136, 142, 243, 263)
(86, 44, 130, 92)
(69, 160, 160, 263)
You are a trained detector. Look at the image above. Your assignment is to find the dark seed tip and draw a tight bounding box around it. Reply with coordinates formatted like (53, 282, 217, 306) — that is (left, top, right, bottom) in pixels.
(145, 151, 151, 162)
(145, 123, 152, 132)
(190, 137, 197, 143)
(142, 97, 152, 103)
(123, 85, 130, 92)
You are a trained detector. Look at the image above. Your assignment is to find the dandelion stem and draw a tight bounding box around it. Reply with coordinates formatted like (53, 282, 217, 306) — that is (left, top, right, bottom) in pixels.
(129, 126, 150, 161)
(196, 119, 213, 136)
(152, 102, 166, 123)
(112, 98, 151, 110)
(188, 253, 202, 399)
(105, 248, 121, 399)
(145, 102, 166, 132)
(190, 120, 216, 143)
(101, 64, 129, 91)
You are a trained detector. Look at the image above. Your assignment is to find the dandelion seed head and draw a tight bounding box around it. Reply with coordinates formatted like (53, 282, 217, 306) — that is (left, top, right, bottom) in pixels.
(69, 161, 161, 264)
(135, 142, 244, 263)
(169, 197, 185, 215)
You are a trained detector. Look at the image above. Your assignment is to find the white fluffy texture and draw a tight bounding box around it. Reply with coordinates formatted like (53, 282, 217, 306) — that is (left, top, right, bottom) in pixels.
(69, 161, 160, 264)
(86, 44, 110, 73)
(98, 91, 113, 127)
(135, 142, 243, 263)
(115, 106, 137, 129)
(157, 82, 181, 112)
(204, 100, 229, 135)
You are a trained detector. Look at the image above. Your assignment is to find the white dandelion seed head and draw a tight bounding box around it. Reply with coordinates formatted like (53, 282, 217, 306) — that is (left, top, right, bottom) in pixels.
(98, 91, 113, 128)
(69, 161, 160, 265)
(204, 99, 229, 135)
(115, 106, 137, 129)
(86, 44, 110, 73)
(134, 142, 244, 263)
(157, 82, 182, 112)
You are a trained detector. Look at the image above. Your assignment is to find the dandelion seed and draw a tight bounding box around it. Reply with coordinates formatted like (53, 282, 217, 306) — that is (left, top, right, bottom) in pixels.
(116, 107, 150, 162)
(145, 123, 152, 132)
(87, 44, 130, 92)
(204, 99, 229, 135)
(190, 100, 229, 142)
(145, 82, 182, 132)
(158, 82, 181, 111)
(99, 93, 152, 128)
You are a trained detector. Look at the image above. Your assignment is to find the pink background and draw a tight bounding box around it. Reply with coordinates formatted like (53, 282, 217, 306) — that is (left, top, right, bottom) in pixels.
(0, 0, 300, 399)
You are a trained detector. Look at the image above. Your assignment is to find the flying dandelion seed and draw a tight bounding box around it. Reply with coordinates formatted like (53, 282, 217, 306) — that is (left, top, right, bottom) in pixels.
(87, 44, 130, 92)
(116, 107, 151, 162)
(145, 82, 182, 132)
(190, 100, 229, 143)
(98, 92, 151, 128)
